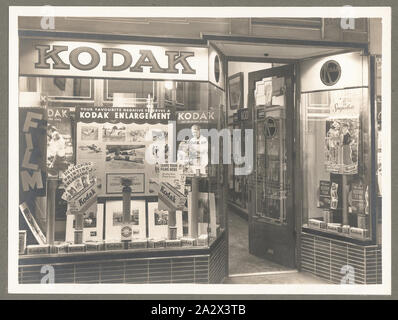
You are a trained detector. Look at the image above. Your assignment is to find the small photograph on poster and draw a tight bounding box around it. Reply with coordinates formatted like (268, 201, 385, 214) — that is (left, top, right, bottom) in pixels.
(102, 123, 126, 142)
(146, 126, 168, 142)
(154, 210, 168, 225)
(78, 143, 103, 158)
(65, 203, 104, 243)
(73, 210, 97, 228)
(126, 124, 148, 143)
(105, 200, 146, 240)
(112, 209, 139, 226)
(105, 144, 145, 170)
(106, 173, 145, 194)
(81, 126, 99, 141)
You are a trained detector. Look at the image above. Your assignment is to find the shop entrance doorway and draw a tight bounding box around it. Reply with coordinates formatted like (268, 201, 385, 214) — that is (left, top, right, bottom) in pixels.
(246, 64, 297, 269)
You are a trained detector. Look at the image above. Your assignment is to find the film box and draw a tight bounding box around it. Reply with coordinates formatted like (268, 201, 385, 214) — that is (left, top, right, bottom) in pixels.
(342, 225, 351, 234)
(19, 230, 27, 255)
(165, 239, 181, 248)
(51, 243, 69, 254)
(327, 223, 342, 233)
(148, 239, 165, 248)
(85, 241, 104, 252)
(127, 239, 148, 250)
(308, 219, 327, 229)
(349, 227, 369, 239)
(105, 241, 124, 251)
(181, 237, 196, 247)
(68, 244, 86, 253)
(197, 234, 208, 246)
(27, 245, 50, 255)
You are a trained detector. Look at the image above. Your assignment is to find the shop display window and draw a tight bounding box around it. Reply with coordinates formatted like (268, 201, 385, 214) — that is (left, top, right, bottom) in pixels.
(18, 77, 226, 256)
(300, 88, 373, 241)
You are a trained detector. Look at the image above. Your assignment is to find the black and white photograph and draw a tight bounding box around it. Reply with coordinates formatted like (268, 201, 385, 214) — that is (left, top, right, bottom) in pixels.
(81, 125, 99, 141)
(8, 6, 392, 298)
(102, 123, 126, 142)
(105, 144, 145, 170)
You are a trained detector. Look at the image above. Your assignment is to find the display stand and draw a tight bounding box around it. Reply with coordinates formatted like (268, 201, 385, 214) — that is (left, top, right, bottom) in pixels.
(121, 178, 133, 244)
(189, 170, 200, 238)
(74, 212, 84, 244)
(168, 210, 177, 240)
(46, 177, 58, 246)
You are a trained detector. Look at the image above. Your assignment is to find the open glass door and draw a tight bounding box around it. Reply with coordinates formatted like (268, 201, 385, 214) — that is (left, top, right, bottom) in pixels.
(248, 64, 296, 268)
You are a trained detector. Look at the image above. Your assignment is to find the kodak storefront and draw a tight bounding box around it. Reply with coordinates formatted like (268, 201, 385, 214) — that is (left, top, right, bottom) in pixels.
(18, 37, 229, 284)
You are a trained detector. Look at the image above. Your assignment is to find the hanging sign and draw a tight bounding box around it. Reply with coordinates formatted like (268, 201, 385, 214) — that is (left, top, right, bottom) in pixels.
(19, 39, 209, 81)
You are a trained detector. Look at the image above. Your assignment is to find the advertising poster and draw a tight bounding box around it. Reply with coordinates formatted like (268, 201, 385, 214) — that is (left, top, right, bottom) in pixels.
(105, 200, 146, 241)
(19, 107, 47, 237)
(325, 117, 359, 174)
(176, 110, 219, 176)
(65, 203, 104, 242)
(318, 180, 331, 209)
(148, 202, 183, 239)
(76, 107, 171, 196)
(46, 107, 74, 177)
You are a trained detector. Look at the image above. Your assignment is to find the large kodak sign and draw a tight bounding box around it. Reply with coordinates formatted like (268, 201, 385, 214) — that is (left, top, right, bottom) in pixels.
(20, 39, 208, 81)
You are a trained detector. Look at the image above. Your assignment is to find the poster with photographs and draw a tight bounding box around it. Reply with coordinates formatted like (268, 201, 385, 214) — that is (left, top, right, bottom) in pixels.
(325, 117, 359, 174)
(81, 125, 99, 141)
(47, 107, 74, 177)
(105, 144, 145, 170)
(102, 123, 126, 142)
(105, 200, 146, 241)
(77, 142, 103, 159)
(148, 202, 183, 239)
(65, 203, 104, 243)
(76, 107, 171, 197)
(175, 110, 219, 177)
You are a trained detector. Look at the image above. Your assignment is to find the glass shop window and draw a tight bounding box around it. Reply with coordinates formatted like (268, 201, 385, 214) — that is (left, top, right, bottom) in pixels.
(300, 88, 373, 241)
(18, 77, 226, 256)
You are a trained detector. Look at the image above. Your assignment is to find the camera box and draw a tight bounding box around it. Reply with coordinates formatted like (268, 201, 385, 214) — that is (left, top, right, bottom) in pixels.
(342, 225, 351, 234)
(165, 239, 181, 248)
(349, 227, 369, 239)
(51, 242, 69, 254)
(327, 223, 342, 233)
(148, 239, 165, 248)
(68, 244, 86, 253)
(27, 244, 50, 255)
(308, 219, 327, 229)
(105, 241, 124, 251)
(181, 237, 196, 247)
(127, 239, 148, 250)
(85, 241, 104, 252)
(197, 234, 208, 246)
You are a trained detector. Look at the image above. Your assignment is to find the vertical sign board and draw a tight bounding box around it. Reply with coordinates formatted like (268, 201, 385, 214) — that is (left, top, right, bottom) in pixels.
(19, 108, 47, 243)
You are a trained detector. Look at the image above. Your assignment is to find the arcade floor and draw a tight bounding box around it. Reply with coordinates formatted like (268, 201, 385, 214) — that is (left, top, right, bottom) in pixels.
(226, 208, 327, 284)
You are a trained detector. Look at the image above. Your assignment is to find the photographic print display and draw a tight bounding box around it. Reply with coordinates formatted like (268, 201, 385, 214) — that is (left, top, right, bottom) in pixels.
(76, 107, 170, 196)
(148, 202, 183, 239)
(105, 200, 146, 241)
(81, 126, 99, 141)
(66, 203, 104, 242)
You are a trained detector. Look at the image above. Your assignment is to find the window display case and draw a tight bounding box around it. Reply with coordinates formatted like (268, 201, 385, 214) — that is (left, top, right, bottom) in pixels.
(19, 78, 226, 251)
(300, 87, 373, 241)
(17, 38, 228, 283)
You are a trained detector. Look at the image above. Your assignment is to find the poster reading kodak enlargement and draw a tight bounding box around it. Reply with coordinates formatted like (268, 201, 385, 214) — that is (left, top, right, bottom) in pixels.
(76, 107, 172, 197)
